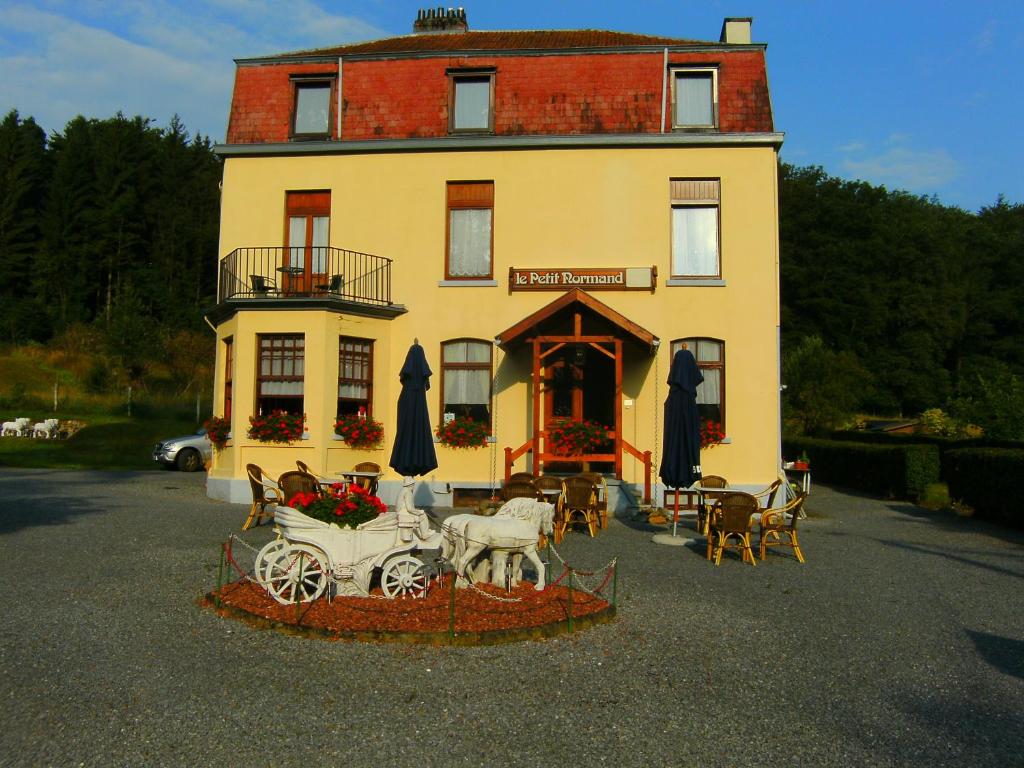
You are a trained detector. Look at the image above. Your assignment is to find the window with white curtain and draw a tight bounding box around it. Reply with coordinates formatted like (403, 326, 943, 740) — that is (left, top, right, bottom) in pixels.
(670, 179, 720, 278)
(671, 337, 725, 429)
(257, 334, 304, 416)
(441, 339, 493, 429)
(338, 337, 373, 417)
(446, 182, 493, 279)
(672, 69, 717, 128)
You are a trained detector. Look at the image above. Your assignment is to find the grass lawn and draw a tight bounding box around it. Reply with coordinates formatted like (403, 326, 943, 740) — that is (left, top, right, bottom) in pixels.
(0, 416, 203, 470)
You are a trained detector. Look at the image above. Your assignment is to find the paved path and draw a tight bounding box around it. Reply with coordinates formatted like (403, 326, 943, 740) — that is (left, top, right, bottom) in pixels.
(1, 469, 1021, 767)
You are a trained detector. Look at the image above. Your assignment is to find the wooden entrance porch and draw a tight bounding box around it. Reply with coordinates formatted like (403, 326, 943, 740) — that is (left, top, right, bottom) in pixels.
(496, 289, 656, 504)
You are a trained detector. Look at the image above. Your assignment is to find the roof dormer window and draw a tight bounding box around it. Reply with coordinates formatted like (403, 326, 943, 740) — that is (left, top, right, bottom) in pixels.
(448, 69, 495, 133)
(291, 77, 334, 139)
(671, 68, 718, 130)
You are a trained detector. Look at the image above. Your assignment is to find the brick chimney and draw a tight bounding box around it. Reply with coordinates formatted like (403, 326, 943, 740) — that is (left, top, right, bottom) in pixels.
(719, 17, 752, 44)
(413, 7, 469, 34)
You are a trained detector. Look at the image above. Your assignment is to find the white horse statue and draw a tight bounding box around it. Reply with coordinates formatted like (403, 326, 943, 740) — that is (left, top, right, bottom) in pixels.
(441, 498, 555, 591)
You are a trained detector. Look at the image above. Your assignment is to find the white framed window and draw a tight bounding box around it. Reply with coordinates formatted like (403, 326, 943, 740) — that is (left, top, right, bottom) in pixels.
(446, 181, 494, 279)
(670, 179, 720, 278)
(671, 68, 718, 129)
(449, 70, 495, 133)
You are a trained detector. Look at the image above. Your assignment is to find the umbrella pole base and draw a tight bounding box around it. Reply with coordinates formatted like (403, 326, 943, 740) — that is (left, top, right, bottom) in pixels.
(652, 533, 695, 546)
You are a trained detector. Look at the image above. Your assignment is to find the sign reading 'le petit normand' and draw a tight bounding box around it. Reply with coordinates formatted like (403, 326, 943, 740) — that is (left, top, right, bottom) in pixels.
(508, 267, 656, 292)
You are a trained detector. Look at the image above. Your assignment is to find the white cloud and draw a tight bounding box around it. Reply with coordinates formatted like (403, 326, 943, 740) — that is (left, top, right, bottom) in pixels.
(840, 142, 958, 192)
(0, 1, 387, 139)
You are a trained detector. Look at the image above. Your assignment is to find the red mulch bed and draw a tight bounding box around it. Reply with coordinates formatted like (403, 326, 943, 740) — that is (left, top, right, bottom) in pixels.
(205, 577, 612, 642)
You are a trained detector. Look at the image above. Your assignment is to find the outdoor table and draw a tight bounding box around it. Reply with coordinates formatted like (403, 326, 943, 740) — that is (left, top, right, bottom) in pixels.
(685, 484, 732, 536)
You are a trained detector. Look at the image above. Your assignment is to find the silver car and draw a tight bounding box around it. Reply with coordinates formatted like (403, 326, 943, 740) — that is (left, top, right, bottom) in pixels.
(153, 429, 212, 472)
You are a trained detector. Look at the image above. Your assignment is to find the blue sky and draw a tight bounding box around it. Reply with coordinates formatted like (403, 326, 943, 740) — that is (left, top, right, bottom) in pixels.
(1, 0, 1021, 211)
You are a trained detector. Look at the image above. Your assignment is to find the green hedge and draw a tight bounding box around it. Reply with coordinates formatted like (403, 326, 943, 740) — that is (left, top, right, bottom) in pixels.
(783, 437, 940, 500)
(943, 448, 1024, 528)
(828, 430, 1024, 452)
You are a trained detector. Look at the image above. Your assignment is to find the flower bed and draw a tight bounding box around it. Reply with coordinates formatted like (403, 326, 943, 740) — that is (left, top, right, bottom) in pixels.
(204, 416, 230, 449)
(334, 412, 384, 449)
(547, 419, 607, 455)
(248, 411, 305, 443)
(701, 420, 725, 449)
(206, 578, 613, 644)
(436, 416, 488, 448)
(288, 483, 387, 529)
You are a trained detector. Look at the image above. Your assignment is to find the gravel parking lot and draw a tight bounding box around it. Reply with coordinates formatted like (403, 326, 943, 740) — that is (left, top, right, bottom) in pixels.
(1, 468, 1022, 767)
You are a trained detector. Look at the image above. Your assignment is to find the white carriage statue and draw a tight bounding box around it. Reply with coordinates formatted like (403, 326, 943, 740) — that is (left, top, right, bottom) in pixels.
(253, 491, 441, 603)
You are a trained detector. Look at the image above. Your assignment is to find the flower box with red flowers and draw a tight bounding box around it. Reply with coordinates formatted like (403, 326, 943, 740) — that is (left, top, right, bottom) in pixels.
(247, 410, 305, 444)
(435, 416, 489, 449)
(700, 420, 726, 450)
(287, 483, 388, 530)
(203, 415, 231, 449)
(334, 412, 384, 449)
(546, 419, 608, 456)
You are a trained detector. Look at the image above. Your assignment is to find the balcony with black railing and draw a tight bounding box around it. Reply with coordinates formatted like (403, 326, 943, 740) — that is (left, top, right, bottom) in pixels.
(211, 247, 405, 321)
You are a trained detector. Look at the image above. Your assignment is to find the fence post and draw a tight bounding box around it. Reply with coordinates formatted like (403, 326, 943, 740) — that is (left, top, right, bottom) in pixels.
(448, 570, 457, 644)
(567, 571, 574, 633)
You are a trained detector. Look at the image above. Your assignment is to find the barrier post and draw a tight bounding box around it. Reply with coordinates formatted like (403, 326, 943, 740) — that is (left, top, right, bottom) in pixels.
(612, 561, 618, 608)
(294, 552, 304, 625)
(448, 570, 457, 643)
(215, 543, 225, 608)
(567, 572, 574, 633)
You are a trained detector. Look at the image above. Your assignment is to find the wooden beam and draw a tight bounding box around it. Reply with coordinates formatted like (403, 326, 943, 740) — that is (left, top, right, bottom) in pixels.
(614, 339, 623, 479)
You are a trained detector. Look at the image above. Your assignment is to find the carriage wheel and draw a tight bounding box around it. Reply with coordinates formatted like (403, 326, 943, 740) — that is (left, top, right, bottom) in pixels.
(253, 539, 287, 590)
(380, 555, 428, 599)
(264, 544, 328, 605)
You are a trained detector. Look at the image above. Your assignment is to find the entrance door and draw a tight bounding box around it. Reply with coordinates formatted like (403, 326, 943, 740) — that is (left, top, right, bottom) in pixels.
(542, 344, 616, 470)
(285, 191, 330, 293)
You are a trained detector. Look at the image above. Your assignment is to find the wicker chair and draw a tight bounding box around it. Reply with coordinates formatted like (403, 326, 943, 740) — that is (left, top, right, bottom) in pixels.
(758, 492, 808, 563)
(508, 471, 536, 484)
(351, 461, 381, 495)
(706, 491, 759, 566)
(244, 464, 281, 531)
(579, 471, 609, 529)
(556, 475, 599, 542)
(295, 459, 336, 489)
(533, 475, 563, 494)
(751, 478, 783, 510)
(501, 481, 541, 502)
(277, 470, 322, 505)
(696, 475, 729, 534)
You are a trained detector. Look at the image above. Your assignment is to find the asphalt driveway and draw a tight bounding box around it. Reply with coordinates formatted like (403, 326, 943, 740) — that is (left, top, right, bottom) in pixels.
(1, 468, 1021, 767)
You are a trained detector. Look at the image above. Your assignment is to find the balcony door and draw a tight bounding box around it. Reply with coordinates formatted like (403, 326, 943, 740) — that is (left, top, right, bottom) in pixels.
(285, 191, 330, 294)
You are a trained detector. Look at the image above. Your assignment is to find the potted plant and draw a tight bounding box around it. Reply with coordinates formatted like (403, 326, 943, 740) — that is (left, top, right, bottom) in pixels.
(203, 416, 231, 450)
(247, 410, 305, 444)
(793, 452, 810, 471)
(287, 483, 387, 529)
(546, 418, 608, 455)
(334, 411, 384, 449)
(435, 416, 489, 448)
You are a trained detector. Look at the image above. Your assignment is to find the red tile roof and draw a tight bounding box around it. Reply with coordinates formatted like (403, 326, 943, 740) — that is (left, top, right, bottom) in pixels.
(269, 30, 713, 59)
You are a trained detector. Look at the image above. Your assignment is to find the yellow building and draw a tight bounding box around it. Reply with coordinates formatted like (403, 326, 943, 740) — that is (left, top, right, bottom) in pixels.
(207, 12, 783, 512)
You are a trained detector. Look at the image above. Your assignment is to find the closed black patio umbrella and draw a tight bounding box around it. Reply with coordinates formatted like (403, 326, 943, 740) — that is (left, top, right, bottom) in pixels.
(659, 348, 703, 536)
(389, 341, 438, 478)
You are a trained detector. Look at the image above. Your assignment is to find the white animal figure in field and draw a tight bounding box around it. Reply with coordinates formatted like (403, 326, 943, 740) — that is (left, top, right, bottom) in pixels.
(442, 499, 555, 591)
(2, 417, 31, 436)
(32, 418, 59, 438)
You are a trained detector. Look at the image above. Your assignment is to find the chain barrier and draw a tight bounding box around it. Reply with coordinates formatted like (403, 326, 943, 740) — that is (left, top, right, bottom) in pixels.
(216, 530, 617, 607)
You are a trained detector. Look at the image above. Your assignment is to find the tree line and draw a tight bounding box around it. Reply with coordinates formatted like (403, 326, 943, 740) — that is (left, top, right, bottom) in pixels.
(0, 109, 220, 394)
(0, 109, 1021, 433)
